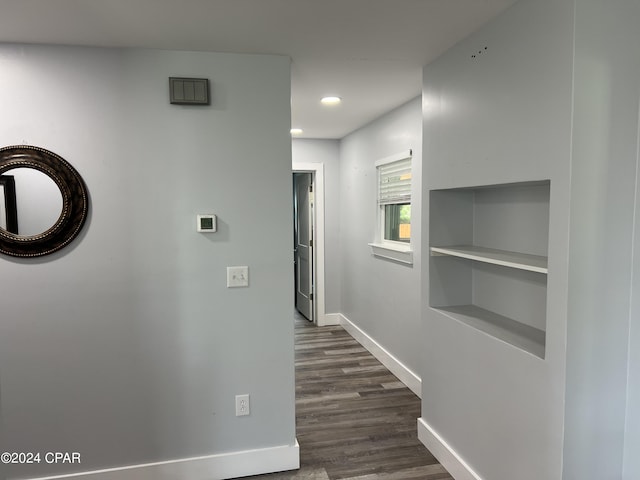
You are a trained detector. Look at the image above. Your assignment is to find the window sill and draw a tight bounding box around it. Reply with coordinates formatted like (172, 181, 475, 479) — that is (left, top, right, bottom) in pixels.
(368, 242, 413, 265)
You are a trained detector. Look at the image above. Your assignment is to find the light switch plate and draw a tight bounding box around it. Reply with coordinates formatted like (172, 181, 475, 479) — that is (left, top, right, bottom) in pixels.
(227, 266, 249, 288)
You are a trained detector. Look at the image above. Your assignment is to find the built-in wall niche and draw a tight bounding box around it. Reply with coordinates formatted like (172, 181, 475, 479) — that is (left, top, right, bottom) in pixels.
(429, 180, 550, 359)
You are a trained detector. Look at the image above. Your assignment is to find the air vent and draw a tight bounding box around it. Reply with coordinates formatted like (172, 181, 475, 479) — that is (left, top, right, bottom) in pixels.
(169, 77, 210, 105)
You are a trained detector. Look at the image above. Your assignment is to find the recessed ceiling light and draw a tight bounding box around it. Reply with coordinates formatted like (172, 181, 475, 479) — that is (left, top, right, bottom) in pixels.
(290, 128, 304, 135)
(321, 96, 342, 105)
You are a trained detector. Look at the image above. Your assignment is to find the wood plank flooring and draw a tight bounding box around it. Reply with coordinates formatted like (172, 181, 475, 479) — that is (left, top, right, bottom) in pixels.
(240, 313, 453, 480)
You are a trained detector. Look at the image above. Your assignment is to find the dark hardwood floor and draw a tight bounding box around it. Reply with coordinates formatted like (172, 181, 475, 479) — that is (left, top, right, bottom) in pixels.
(240, 313, 453, 480)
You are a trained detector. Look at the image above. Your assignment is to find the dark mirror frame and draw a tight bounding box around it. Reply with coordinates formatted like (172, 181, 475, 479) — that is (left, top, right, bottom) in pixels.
(0, 175, 19, 234)
(0, 145, 89, 257)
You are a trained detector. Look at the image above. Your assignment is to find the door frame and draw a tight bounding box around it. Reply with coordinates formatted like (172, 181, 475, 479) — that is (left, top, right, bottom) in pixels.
(292, 162, 326, 326)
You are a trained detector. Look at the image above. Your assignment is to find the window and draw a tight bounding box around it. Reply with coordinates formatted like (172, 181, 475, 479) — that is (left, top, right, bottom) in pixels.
(368, 150, 413, 264)
(383, 203, 411, 243)
(377, 151, 412, 244)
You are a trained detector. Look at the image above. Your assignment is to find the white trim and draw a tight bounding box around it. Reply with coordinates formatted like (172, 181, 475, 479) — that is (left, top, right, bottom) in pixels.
(293, 162, 326, 326)
(322, 313, 342, 326)
(374, 149, 412, 167)
(26, 442, 299, 480)
(417, 418, 482, 480)
(339, 313, 421, 397)
(368, 242, 414, 265)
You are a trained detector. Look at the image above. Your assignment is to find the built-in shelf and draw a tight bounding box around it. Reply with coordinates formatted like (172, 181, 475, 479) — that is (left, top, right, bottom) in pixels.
(433, 305, 546, 359)
(430, 245, 548, 274)
(429, 180, 550, 359)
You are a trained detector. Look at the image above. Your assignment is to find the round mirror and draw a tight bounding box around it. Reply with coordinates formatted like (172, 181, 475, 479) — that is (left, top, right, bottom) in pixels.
(0, 145, 89, 257)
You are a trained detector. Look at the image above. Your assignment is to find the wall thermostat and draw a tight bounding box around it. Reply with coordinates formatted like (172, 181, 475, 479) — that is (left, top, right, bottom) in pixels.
(197, 214, 217, 233)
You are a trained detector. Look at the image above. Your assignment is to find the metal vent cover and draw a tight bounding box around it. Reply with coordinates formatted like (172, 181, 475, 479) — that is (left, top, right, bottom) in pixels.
(169, 77, 210, 105)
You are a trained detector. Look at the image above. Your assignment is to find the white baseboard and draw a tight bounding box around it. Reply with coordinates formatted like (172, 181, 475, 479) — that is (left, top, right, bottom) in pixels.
(418, 418, 482, 480)
(27, 441, 299, 480)
(320, 313, 342, 326)
(339, 314, 421, 397)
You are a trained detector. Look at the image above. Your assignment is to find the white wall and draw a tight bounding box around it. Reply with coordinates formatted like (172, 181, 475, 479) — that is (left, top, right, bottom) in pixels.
(421, 0, 573, 478)
(564, 0, 640, 478)
(0, 44, 296, 479)
(421, 0, 640, 479)
(625, 111, 640, 478)
(338, 98, 423, 379)
(291, 139, 341, 314)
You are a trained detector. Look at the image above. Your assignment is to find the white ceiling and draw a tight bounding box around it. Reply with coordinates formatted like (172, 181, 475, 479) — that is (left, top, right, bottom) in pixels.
(0, 0, 517, 139)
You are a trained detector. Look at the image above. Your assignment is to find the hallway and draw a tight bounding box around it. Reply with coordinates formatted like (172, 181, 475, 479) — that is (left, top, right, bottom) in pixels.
(241, 313, 452, 479)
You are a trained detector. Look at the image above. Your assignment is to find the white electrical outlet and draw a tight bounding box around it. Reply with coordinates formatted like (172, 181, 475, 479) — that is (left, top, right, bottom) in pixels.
(235, 394, 250, 416)
(227, 266, 249, 288)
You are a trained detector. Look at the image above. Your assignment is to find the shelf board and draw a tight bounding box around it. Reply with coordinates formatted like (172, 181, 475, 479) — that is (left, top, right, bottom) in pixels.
(430, 245, 548, 274)
(432, 304, 545, 359)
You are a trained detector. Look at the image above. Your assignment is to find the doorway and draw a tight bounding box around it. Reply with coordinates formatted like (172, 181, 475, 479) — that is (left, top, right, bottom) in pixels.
(293, 172, 314, 321)
(292, 163, 326, 325)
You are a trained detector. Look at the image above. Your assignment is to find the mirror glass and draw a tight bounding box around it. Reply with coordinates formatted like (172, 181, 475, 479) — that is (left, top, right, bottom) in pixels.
(0, 184, 6, 230)
(2, 168, 63, 236)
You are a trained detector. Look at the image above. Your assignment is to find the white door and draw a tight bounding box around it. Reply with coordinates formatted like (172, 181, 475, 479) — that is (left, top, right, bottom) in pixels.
(294, 173, 313, 321)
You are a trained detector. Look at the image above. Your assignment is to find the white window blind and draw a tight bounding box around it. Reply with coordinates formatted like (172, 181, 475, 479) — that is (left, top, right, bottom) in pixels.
(378, 156, 412, 205)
